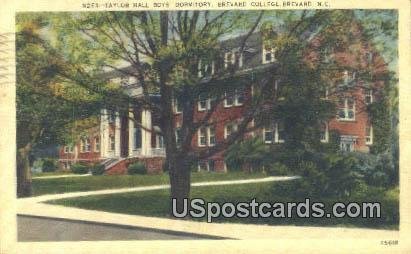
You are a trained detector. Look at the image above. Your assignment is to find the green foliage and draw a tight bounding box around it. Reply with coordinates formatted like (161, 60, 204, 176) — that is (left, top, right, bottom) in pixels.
(41, 158, 57, 172)
(90, 164, 105, 176)
(225, 137, 270, 171)
(265, 162, 290, 176)
(352, 152, 398, 187)
(368, 100, 391, 154)
(292, 153, 364, 198)
(71, 163, 89, 174)
(127, 162, 146, 175)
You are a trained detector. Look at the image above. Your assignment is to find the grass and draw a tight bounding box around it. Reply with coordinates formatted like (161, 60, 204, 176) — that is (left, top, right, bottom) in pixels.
(48, 180, 399, 229)
(32, 171, 268, 196)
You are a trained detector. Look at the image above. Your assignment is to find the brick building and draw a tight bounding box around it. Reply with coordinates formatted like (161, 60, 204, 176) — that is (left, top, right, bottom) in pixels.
(58, 30, 385, 174)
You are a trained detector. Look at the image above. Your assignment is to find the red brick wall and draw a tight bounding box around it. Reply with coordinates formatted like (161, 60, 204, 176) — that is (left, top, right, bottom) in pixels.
(105, 157, 165, 175)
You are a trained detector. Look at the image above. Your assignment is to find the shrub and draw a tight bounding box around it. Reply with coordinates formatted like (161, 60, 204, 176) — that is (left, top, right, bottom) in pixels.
(225, 137, 270, 171)
(266, 162, 290, 176)
(128, 162, 146, 175)
(71, 163, 89, 174)
(42, 158, 57, 172)
(90, 164, 105, 175)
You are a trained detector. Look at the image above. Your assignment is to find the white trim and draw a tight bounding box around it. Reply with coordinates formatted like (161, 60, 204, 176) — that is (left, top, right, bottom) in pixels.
(365, 89, 373, 105)
(208, 126, 216, 146)
(262, 43, 276, 64)
(224, 123, 238, 139)
(94, 137, 100, 152)
(337, 98, 356, 121)
(320, 122, 329, 143)
(365, 125, 373, 145)
(198, 127, 207, 147)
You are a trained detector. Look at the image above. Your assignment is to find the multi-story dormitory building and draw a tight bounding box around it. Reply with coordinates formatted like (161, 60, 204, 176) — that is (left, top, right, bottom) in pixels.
(58, 30, 386, 174)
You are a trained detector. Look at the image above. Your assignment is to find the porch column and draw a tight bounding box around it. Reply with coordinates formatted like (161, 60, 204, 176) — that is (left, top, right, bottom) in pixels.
(128, 110, 134, 157)
(141, 109, 152, 156)
(114, 111, 121, 157)
(100, 109, 110, 158)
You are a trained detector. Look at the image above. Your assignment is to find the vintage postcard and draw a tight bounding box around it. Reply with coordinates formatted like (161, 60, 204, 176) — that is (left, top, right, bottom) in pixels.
(0, 0, 410, 253)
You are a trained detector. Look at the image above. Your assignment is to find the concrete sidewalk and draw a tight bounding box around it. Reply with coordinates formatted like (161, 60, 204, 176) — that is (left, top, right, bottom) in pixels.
(32, 173, 91, 179)
(17, 176, 398, 240)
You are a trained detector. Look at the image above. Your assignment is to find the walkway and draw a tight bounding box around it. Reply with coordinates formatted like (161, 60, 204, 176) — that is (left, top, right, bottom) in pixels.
(17, 176, 398, 241)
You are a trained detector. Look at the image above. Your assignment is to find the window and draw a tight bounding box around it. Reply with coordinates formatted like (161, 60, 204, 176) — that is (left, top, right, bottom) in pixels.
(224, 91, 235, 107)
(198, 95, 211, 111)
(197, 160, 215, 172)
(208, 127, 216, 146)
(156, 135, 165, 148)
(365, 89, 373, 105)
(198, 126, 215, 147)
(175, 128, 182, 147)
(85, 138, 91, 152)
(235, 89, 245, 105)
(224, 89, 245, 107)
(64, 145, 73, 153)
(198, 127, 207, 147)
(134, 127, 141, 149)
(224, 52, 234, 68)
(225, 50, 243, 69)
(274, 80, 284, 99)
(198, 60, 214, 77)
(224, 123, 238, 139)
(365, 126, 373, 145)
(94, 137, 100, 152)
(263, 122, 284, 144)
(262, 45, 276, 64)
(264, 127, 274, 144)
(343, 70, 356, 85)
(198, 160, 208, 172)
(109, 135, 115, 151)
(108, 111, 116, 123)
(340, 136, 357, 152)
(81, 138, 91, 152)
(173, 98, 183, 114)
(337, 98, 355, 121)
(320, 122, 329, 143)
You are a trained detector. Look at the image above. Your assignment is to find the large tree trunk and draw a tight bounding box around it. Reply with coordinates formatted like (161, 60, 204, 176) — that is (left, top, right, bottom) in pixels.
(168, 154, 191, 216)
(16, 143, 33, 197)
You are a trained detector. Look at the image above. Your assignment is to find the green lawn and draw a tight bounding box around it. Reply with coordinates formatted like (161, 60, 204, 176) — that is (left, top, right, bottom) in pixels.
(32, 171, 268, 196)
(48, 180, 399, 229)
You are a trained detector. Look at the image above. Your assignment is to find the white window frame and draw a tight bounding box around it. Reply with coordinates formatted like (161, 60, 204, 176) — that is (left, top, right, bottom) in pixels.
(365, 89, 373, 105)
(224, 92, 235, 108)
(156, 135, 165, 149)
(263, 123, 284, 144)
(198, 127, 207, 147)
(235, 89, 245, 106)
(85, 138, 91, 152)
(64, 146, 69, 153)
(94, 137, 100, 152)
(224, 123, 238, 139)
(340, 136, 357, 152)
(198, 96, 211, 111)
(320, 122, 329, 143)
(262, 44, 276, 64)
(109, 135, 115, 151)
(208, 126, 216, 146)
(197, 160, 215, 172)
(365, 126, 373, 145)
(198, 60, 215, 77)
(224, 52, 234, 68)
(337, 98, 356, 121)
(173, 97, 182, 114)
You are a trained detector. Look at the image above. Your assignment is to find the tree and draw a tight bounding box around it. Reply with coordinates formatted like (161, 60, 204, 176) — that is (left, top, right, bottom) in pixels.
(15, 15, 98, 197)
(17, 10, 397, 205)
